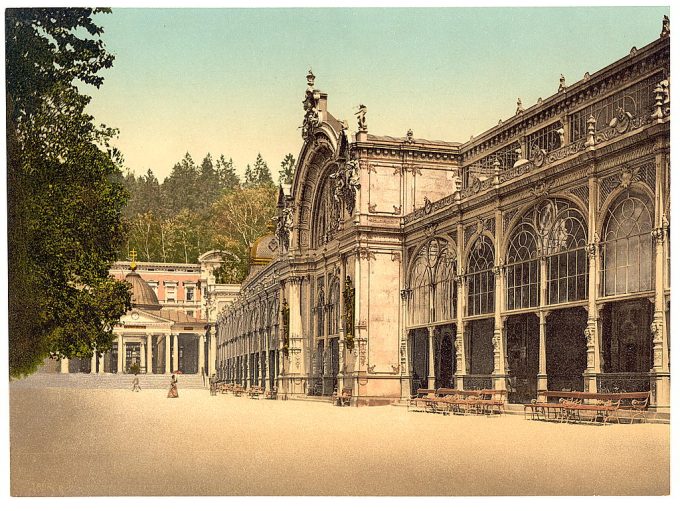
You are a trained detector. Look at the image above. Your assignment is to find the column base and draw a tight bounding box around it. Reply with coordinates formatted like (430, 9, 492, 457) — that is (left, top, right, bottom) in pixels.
(651, 371, 670, 408)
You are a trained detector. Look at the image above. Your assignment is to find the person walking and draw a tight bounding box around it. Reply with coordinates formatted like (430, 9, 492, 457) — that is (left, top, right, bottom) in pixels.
(132, 376, 141, 392)
(167, 374, 179, 398)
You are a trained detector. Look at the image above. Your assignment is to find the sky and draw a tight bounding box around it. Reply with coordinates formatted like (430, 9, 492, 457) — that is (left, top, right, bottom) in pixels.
(80, 5, 671, 181)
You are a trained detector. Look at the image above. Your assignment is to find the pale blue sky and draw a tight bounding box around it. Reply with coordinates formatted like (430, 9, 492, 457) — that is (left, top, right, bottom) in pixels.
(82, 6, 670, 180)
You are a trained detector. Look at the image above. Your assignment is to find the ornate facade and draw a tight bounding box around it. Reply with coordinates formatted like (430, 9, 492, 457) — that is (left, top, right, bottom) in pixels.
(216, 27, 670, 413)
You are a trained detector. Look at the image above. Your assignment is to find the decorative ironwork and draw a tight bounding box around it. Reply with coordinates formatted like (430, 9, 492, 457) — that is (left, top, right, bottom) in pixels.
(597, 373, 651, 393)
(463, 375, 493, 390)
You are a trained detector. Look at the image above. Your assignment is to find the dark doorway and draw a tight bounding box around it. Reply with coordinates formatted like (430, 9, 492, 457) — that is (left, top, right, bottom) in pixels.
(269, 350, 276, 388)
(601, 299, 653, 373)
(409, 328, 429, 395)
(467, 318, 494, 376)
(435, 325, 456, 388)
(506, 314, 539, 403)
(546, 307, 587, 391)
(330, 338, 340, 394)
(179, 335, 198, 374)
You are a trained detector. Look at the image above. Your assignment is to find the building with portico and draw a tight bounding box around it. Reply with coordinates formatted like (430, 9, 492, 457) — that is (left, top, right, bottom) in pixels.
(216, 21, 670, 413)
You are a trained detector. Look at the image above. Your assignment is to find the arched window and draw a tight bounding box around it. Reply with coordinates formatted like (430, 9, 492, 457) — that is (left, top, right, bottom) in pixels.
(407, 238, 455, 326)
(312, 172, 341, 248)
(327, 276, 340, 336)
(540, 199, 588, 304)
(409, 255, 431, 327)
(506, 221, 540, 310)
(602, 191, 654, 296)
(467, 235, 495, 316)
(315, 277, 325, 338)
(434, 247, 457, 322)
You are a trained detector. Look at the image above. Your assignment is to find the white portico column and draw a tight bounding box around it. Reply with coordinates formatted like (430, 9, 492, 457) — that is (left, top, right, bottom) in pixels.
(117, 334, 124, 373)
(98, 351, 105, 374)
(172, 334, 179, 373)
(427, 326, 436, 389)
(208, 327, 216, 377)
(164, 333, 171, 374)
(537, 310, 548, 396)
(90, 351, 97, 374)
(146, 334, 153, 374)
(140, 338, 146, 374)
(198, 333, 206, 376)
(60, 356, 70, 374)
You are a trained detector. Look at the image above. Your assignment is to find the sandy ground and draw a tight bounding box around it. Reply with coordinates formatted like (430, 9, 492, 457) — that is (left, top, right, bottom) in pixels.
(9, 386, 669, 496)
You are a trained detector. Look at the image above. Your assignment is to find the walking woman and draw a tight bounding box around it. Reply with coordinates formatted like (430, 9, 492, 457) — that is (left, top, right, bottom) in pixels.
(167, 374, 179, 398)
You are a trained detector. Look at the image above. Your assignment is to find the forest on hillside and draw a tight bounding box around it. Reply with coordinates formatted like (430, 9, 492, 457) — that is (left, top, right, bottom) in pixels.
(120, 151, 296, 283)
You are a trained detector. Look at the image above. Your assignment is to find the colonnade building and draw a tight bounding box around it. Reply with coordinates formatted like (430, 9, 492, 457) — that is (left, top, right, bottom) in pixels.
(216, 27, 670, 412)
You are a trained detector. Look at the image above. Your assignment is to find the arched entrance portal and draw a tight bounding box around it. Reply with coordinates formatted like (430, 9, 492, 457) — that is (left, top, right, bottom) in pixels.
(546, 307, 587, 391)
(505, 314, 539, 403)
(435, 326, 456, 389)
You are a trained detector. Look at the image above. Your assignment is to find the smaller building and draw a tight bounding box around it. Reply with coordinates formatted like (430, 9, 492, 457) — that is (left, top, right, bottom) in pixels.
(50, 252, 240, 375)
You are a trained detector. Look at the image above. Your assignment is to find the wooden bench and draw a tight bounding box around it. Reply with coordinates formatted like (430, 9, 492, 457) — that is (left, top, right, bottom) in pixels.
(265, 386, 278, 400)
(247, 386, 263, 399)
(524, 391, 650, 425)
(332, 387, 352, 406)
(444, 389, 507, 415)
(408, 388, 438, 412)
(232, 385, 245, 397)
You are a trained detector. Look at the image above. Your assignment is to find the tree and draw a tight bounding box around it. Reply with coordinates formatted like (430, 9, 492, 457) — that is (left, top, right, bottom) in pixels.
(216, 154, 239, 191)
(7, 8, 131, 377)
(162, 152, 199, 215)
(210, 187, 278, 282)
(253, 153, 273, 187)
(243, 164, 256, 188)
(279, 153, 296, 185)
(198, 153, 221, 206)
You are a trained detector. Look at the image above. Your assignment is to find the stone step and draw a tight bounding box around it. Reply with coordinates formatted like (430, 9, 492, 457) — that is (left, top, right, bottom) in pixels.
(10, 373, 207, 390)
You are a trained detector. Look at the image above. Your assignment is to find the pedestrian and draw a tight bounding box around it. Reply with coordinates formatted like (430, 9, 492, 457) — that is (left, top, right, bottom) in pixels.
(132, 376, 141, 392)
(167, 374, 179, 398)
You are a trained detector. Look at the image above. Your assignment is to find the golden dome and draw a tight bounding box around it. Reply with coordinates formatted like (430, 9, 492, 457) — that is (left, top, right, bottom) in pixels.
(124, 270, 161, 310)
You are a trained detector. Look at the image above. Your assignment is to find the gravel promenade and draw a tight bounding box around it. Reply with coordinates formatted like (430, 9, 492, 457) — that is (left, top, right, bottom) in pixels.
(9, 386, 669, 496)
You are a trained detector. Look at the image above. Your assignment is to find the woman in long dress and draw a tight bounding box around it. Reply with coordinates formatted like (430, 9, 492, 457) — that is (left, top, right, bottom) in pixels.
(167, 374, 179, 398)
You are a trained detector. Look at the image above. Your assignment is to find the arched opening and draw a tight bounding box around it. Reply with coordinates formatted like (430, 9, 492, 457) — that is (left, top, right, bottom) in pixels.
(546, 307, 587, 391)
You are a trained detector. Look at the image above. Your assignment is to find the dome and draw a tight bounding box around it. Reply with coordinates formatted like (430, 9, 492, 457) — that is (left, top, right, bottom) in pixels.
(250, 234, 277, 265)
(124, 270, 162, 310)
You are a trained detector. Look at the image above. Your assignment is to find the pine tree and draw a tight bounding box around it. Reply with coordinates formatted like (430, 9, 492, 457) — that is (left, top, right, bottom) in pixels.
(244, 164, 256, 187)
(279, 153, 296, 185)
(216, 154, 239, 190)
(253, 153, 273, 187)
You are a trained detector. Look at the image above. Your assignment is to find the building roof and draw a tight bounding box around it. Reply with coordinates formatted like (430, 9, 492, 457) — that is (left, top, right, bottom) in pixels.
(152, 308, 206, 325)
(124, 270, 162, 311)
(250, 234, 277, 264)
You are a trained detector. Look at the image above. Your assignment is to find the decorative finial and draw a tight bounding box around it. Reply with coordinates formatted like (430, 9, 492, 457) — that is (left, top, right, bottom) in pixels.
(558, 74, 566, 92)
(516, 97, 524, 115)
(306, 69, 316, 88)
(661, 15, 670, 37)
(129, 249, 137, 271)
(356, 104, 367, 131)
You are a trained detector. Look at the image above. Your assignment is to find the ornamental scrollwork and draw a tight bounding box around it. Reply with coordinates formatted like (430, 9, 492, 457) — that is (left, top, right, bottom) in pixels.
(275, 207, 293, 252)
(331, 156, 361, 216)
(343, 276, 355, 352)
(301, 69, 321, 140)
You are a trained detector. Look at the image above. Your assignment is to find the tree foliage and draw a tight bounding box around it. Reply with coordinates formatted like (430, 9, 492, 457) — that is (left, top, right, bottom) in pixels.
(7, 8, 132, 377)
(119, 151, 279, 280)
(279, 153, 296, 185)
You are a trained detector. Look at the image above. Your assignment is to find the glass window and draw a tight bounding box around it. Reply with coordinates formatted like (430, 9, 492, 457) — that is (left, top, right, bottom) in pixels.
(467, 235, 495, 316)
(506, 222, 540, 310)
(540, 199, 588, 304)
(602, 191, 654, 296)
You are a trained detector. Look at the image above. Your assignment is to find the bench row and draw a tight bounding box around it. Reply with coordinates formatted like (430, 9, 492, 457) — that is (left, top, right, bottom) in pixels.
(524, 390, 650, 425)
(408, 388, 507, 416)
